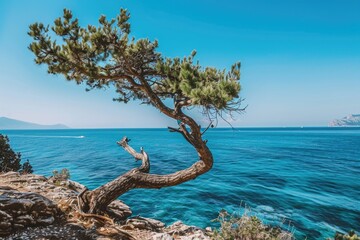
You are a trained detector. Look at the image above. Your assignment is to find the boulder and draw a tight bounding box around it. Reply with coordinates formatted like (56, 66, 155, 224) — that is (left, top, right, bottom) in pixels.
(126, 216, 165, 231)
(106, 200, 132, 220)
(0, 188, 61, 236)
(152, 232, 174, 240)
(166, 221, 210, 240)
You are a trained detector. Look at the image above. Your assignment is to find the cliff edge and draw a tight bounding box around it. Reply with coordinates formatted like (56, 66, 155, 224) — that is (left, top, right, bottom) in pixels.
(0, 172, 210, 240)
(329, 114, 360, 127)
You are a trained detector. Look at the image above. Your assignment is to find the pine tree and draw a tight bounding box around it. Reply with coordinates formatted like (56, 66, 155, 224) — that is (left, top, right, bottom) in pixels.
(20, 160, 34, 174)
(28, 8, 243, 214)
(0, 134, 33, 173)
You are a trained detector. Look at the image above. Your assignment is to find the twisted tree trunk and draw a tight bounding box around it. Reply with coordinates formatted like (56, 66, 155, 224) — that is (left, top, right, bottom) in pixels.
(77, 101, 213, 215)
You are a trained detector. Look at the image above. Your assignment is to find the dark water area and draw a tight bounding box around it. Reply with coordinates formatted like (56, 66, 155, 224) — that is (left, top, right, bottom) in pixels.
(2, 127, 360, 239)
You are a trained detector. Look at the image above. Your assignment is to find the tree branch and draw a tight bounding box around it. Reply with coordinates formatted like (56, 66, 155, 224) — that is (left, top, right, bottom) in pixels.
(175, 98, 192, 114)
(82, 133, 213, 214)
(117, 137, 149, 173)
(201, 121, 214, 135)
(167, 125, 193, 145)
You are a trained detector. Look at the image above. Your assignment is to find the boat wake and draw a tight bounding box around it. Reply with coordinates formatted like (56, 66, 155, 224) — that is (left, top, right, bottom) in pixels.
(9, 135, 85, 139)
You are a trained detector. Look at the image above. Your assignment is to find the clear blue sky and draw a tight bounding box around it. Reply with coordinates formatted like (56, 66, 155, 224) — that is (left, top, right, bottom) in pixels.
(0, 0, 359, 128)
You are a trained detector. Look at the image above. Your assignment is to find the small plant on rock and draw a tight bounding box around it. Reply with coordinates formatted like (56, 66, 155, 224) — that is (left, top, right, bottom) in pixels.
(20, 160, 34, 174)
(327, 230, 360, 240)
(211, 208, 294, 240)
(52, 168, 70, 185)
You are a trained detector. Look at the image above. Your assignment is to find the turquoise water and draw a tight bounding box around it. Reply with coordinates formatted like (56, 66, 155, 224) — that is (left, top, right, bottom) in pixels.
(1, 128, 359, 239)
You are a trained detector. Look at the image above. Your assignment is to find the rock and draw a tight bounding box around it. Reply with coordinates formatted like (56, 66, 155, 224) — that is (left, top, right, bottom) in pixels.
(37, 216, 55, 225)
(0, 216, 11, 236)
(4, 224, 91, 240)
(166, 221, 210, 240)
(15, 215, 35, 225)
(0, 172, 81, 203)
(0, 210, 13, 220)
(26, 174, 47, 182)
(0, 172, 20, 178)
(67, 179, 87, 192)
(166, 221, 198, 235)
(0, 197, 33, 212)
(126, 216, 165, 231)
(0, 188, 61, 236)
(329, 114, 360, 127)
(106, 200, 132, 220)
(178, 231, 210, 240)
(0, 185, 15, 191)
(152, 232, 174, 240)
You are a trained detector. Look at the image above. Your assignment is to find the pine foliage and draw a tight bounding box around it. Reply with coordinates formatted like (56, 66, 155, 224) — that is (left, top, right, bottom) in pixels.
(0, 134, 33, 174)
(28, 8, 243, 122)
(20, 160, 34, 174)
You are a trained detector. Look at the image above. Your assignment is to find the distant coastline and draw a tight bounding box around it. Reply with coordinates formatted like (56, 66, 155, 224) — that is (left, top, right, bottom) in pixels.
(2, 126, 360, 132)
(0, 117, 68, 130)
(329, 114, 360, 127)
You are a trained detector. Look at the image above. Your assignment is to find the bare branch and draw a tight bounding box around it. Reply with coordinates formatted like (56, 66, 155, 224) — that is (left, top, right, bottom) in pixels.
(167, 125, 193, 145)
(175, 98, 192, 113)
(167, 126, 182, 133)
(201, 121, 214, 135)
(117, 137, 142, 160)
(117, 136, 150, 173)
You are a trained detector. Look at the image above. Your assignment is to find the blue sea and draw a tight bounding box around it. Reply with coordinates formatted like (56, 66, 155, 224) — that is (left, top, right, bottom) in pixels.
(1, 128, 359, 239)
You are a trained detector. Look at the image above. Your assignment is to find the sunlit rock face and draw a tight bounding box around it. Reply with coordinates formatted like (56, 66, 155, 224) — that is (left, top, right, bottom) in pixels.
(329, 114, 360, 127)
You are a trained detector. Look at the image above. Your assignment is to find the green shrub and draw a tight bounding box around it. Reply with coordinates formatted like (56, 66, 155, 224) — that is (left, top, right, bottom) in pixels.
(52, 168, 70, 182)
(327, 230, 360, 240)
(20, 160, 33, 174)
(0, 134, 33, 174)
(211, 208, 294, 240)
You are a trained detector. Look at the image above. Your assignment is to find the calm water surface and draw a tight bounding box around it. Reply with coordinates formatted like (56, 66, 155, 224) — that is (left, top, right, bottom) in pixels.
(2, 128, 359, 239)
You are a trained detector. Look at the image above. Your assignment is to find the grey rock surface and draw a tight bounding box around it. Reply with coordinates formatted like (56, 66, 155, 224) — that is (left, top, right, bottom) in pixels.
(0, 172, 211, 240)
(329, 114, 360, 127)
(0, 188, 61, 236)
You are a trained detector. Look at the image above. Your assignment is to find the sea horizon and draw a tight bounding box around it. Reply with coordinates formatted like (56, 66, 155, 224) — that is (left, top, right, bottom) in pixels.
(2, 126, 360, 131)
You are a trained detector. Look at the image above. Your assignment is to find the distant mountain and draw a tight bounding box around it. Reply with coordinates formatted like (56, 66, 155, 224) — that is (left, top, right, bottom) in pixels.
(329, 114, 360, 127)
(0, 117, 69, 130)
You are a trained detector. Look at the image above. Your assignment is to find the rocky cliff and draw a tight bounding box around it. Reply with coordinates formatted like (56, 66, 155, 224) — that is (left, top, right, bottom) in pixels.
(0, 172, 210, 240)
(329, 114, 360, 127)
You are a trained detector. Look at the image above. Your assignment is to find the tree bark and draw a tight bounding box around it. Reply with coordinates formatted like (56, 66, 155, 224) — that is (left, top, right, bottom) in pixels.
(78, 123, 213, 214)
